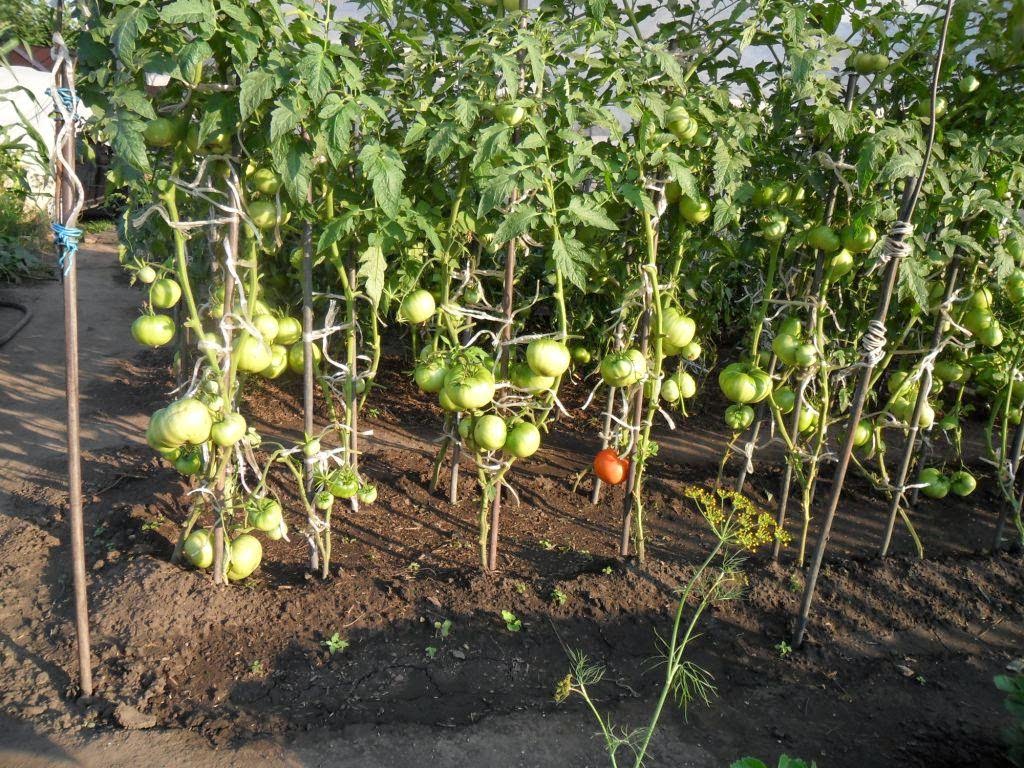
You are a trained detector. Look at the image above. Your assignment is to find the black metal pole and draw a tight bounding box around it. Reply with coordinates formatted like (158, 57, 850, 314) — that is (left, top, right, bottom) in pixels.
(879, 258, 959, 557)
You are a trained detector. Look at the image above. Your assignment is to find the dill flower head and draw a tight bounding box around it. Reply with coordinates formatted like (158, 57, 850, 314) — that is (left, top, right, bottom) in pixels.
(683, 485, 788, 552)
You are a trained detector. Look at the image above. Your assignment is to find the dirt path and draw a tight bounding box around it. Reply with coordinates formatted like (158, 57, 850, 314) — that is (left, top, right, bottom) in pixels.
(0, 235, 715, 767)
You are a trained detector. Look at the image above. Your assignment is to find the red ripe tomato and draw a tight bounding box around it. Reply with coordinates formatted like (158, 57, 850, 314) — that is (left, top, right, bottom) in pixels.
(594, 448, 629, 485)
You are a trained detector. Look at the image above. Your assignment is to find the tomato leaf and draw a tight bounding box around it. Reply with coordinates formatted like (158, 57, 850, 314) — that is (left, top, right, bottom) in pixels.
(109, 110, 149, 175)
(239, 70, 277, 120)
(359, 244, 386, 308)
(426, 123, 458, 164)
(297, 46, 335, 106)
(567, 197, 617, 230)
(618, 184, 656, 216)
(494, 206, 538, 243)
(552, 235, 591, 290)
(160, 0, 213, 24)
(358, 143, 405, 218)
(270, 95, 310, 143)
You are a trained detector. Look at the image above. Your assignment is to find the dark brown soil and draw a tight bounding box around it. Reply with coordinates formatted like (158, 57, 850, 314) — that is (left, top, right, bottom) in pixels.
(3, 344, 1023, 768)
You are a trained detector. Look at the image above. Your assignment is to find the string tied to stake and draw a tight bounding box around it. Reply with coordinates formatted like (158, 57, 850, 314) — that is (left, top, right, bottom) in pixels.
(46, 86, 85, 126)
(52, 222, 83, 276)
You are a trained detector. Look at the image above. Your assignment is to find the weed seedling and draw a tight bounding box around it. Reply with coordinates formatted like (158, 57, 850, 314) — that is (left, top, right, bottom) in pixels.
(775, 641, 792, 658)
(322, 632, 349, 655)
(501, 610, 522, 632)
(551, 588, 568, 606)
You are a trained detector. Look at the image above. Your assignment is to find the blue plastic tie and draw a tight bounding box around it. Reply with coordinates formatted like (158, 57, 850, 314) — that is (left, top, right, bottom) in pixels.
(45, 87, 83, 123)
(52, 222, 83, 276)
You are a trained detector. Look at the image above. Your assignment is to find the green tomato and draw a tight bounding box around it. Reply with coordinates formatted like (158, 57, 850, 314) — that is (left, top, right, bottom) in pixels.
(851, 419, 873, 448)
(794, 343, 818, 368)
(183, 529, 214, 569)
(473, 414, 508, 451)
(917, 467, 950, 499)
(249, 167, 280, 195)
(724, 404, 755, 431)
(660, 378, 680, 403)
(679, 195, 711, 224)
(211, 413, 247, 447)
(911, 96, 947, 120)
(933, 360, 964, 383)
(414, 358, 449, 394)
(848, 51, 888, 74)
(511, 362, 554, 394)
(287, 341, 322, 374)
(797, 404, 818, 433)
(276, 316, 303, 345)
(772, 333, 800, 366)
(571, 346, 592, 365)
(249, 497, 283, 533)
(261, 344, 289, 379)
(253, 314, 279, 343)
(400, 289, 436, 324)
(249, 200, 281, 231)
(949, 470, 976, 497)
(438, 387, 460, 412)
(806, 225, 841, 253)
(328, 470, 359, 499)
(303, 438, 321, 457)
(680, 341, 701, 361)
(958, 74, 981, 94)
(357, 484, 378, 505)
(760, 215, 788, 241)
(132, 314, 176, 348)
(443, 365, 496, 411)
(143, 117, 184, 148)
(174, 451, 202, 476)
(840, 220, 878, 253)
(675, 370, 697, 399)
(778, 317, 802, 337)
(600, 351, 644, 387)
(977, 322, 1004, 348)
(494, 103, 526, 126)
(137, 265, 157, 284)
(526, 339, 571, 377)
(504, 421, 541, 458)
(234, 333, 273, 373)
(662, 308, 697, 348)
(827, 249, 855, 281)
(772, 386, 796, 414)
(719, 363, 758, 404)
(227, 534, 262, 581)
(149, 278, 182, 309)
(147, 398, 213, 450)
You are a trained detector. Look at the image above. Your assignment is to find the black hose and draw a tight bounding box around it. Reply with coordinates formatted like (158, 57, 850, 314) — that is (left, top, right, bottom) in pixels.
(0, 299, 32, 348)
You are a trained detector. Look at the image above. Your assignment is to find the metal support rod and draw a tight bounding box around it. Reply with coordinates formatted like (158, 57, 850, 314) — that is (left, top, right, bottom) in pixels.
(54, 30, 93, 698)
(993, 416, 1024, 550)
(620, 309, 651, 558)
(794, 0, 954, 647)
(211, 193, 238, 586)
(488, 234, 517, 572)
(794, 181, 930, 646)
(302, 220, 316, 571)
(879, 258, 959, 557)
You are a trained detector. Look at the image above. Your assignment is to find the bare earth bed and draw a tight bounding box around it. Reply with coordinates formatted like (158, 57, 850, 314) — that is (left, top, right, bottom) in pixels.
(1, 237, 1022, 767)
